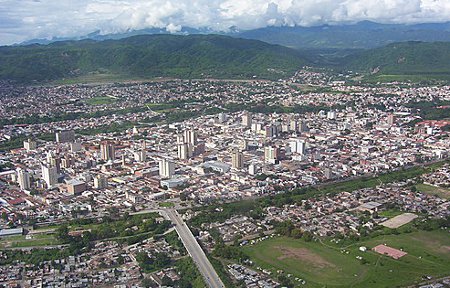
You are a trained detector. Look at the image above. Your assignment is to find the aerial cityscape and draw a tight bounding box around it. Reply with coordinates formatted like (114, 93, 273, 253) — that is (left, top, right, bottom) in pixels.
(0, 1, 450, 288)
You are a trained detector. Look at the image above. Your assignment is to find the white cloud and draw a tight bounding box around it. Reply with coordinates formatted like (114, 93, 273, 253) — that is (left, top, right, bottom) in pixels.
(0, 0, 449, 45)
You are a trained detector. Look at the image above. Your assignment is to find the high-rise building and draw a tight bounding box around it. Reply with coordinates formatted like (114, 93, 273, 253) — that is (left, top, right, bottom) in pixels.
(177, 143, 192, 160)
(264, 146, 279, 164)
(94, 174, 108, 189)
(23, 139, 37, 151)
(134, 150, 146, 162)
(231, 150, 244, 169)
(184, 129, 198, 145)
(387, 114, 396, 126)
(100, 141, 115, 161)
(16, 168, 31, 190)
(289, 139, 306, 155)
(241, 139, 248, 151)
(41, 163, 57, 188)
(159, 159, 175, 178)
(242, 111, 252, 128)
(55, 130, 75, 143)
(218, 113, 227, 123)
(46, 151, 61, 173)
(299, 121, 309, 132)
(327, 110, 337, 120)
(70, 141, 82, 152)
(290, 119, 298, 132)
(248, 163, 258, 175)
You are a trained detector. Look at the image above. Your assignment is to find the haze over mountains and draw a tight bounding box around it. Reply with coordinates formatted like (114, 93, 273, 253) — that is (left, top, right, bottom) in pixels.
(19, 21, 450, 49)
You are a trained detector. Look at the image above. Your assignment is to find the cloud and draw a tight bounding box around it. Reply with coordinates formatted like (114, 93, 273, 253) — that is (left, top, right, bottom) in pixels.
(0, 0, 449, 45)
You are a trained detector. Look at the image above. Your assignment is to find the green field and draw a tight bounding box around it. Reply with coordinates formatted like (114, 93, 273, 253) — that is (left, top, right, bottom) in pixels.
(85, 96, 117, 105)
(416, 183, 450, 200)
(242, 230, 450, 287)
(159, 202, 175, 208)
(0, 234, 60, 249)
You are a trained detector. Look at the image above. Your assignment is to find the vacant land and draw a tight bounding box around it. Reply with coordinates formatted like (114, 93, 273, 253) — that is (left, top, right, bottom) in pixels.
(85, 96, 117, 105)
(416, 183, 450, 199)
(242, 230, 450, 287)
(380, 213, 418, 229)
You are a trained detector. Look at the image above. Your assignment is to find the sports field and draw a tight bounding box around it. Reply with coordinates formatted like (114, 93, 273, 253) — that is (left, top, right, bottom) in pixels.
(242, 230, 450, 287)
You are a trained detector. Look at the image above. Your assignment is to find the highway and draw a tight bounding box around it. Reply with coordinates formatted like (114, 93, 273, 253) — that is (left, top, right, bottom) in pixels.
(165, 209, 225, 288)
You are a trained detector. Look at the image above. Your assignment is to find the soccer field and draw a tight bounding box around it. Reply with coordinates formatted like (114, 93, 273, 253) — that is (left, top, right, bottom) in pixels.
(242, 230, 450, 287)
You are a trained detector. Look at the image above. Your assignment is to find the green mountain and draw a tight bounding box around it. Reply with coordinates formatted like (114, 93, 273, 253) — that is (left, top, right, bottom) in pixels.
(342, 41, 450, 79)
(0, 34, 308, 82)
(238, 21, 450, 49)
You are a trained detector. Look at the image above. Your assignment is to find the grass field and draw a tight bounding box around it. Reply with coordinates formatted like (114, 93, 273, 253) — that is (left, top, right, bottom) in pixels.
(158, 202, 175, 208)
(85, 96, 117, 105)
(242, 230, 450, 287)
(0, 234, 60, 249)
(416, 183, 450, 199)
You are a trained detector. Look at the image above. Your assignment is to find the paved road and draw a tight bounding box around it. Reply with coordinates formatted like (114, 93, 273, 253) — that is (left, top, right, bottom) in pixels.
(165, 209, 225, 288)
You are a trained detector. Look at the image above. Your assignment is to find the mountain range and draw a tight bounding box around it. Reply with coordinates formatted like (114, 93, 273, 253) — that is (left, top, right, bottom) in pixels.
(19, 21, 450, 49)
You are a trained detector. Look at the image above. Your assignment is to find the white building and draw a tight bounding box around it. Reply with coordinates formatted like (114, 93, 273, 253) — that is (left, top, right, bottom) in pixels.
(159, 159, 175, 178)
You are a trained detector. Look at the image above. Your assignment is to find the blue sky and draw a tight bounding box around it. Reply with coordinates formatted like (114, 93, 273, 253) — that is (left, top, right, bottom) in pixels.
(0, 0, 449, 45)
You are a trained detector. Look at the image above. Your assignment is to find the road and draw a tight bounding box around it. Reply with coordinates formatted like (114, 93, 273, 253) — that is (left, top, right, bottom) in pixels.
(165, 209, 225, 288)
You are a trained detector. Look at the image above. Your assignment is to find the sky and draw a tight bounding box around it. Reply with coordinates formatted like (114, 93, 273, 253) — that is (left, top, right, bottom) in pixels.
(1, 0, 450, 45)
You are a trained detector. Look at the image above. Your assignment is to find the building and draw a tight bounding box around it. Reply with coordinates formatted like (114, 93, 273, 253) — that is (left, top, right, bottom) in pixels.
(134, 150, 146, 162)
(289, 139, 306, 155)
(55, 130, 75, 143)
(177, 143, 192, 160)
(159, 159, 175, 178)
(387, 114, 396, 126)
(93, 174, 108, 189)
(100, 141, 115, 161)
(248, 163, 258, 175)
(264, 146, 279, 164)
(184, 129, 198, 145)
(242, 111, 252, 128)
(66, 179, 86, 196)
(218, 113, 227, 123)
(16, 168, 31, 190)
(70, 141, 82, 152)
(41, 163, 58, 188)
(23, 138, 37, 151)
(231, 150, 244, 169)
(160, 177, 187, 189)
(202, 161, 231, 173)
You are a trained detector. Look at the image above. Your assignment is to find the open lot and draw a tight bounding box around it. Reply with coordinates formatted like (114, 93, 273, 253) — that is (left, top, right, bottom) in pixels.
(416, 183, 450, 200)
(242, 230, 450, 287)
(85, 96, 117, 105)
(380, 213, 418, 229)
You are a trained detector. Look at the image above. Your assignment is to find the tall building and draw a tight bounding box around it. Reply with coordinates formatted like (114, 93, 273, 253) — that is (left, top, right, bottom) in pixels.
(218, 113, 227, 123)
(134, 150, 146, 162)
(159, 159, 175, 178)
(55, 130, 75, 143)
(299, 121, 308, 132)
(93, 174, 108, 189)
(289, 139, 306, 155)
(183, 129, 198, 145)
(70, 141, 82, 152)
(23, 139, 37, 151)
(41, 163, 57, 188)
(248, 163, 258, 175)
(100, 141, 115, 161)
(242, 111, 252, 128)
(289, 119, 298, 132)
(177, 143, 192, 160)
(387, 114, 396, 126)
(46, 151, 61, 173)
(264, 146, 279, 164)
(231, 150, 244, 169)
(16, 168, 31, 190)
